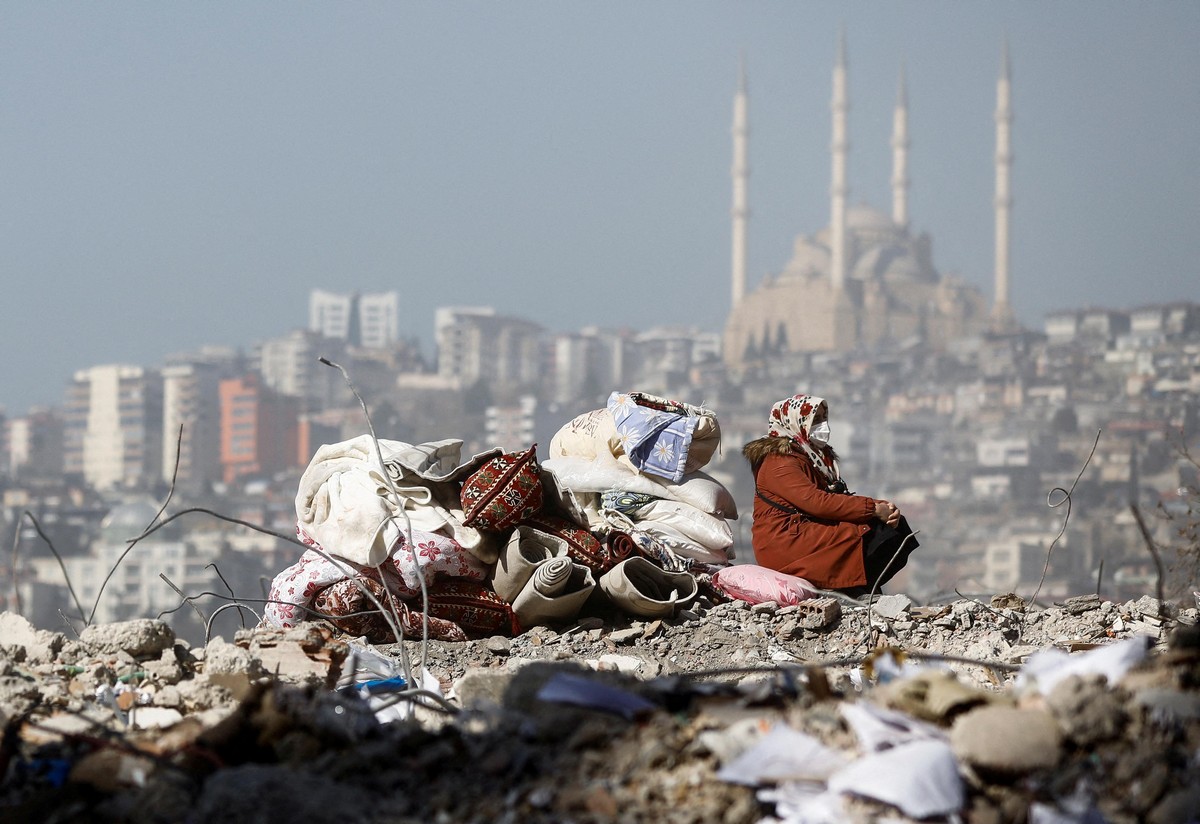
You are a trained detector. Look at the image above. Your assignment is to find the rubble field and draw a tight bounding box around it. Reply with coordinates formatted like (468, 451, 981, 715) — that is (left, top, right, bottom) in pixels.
(1, 590, 1198, 823)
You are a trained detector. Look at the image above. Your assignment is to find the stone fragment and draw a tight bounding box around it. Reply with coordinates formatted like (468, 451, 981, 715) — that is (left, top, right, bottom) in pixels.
(1134, 688, 1200, 723)
(0, 612, 63, 664)
(1148, 785, 1200, 824)
(453, 668, 511, 710)
(1045, 674, 1126, 745)
(485, 636, 512, 656)
(202, 638, 267, 697)
(990, 593, 1026, 611)
(608, 628, 642, 645)
(245, 624, 348, 688)
(751, 601, 778, 616)
(795, 597, 841, 629)
(951, 706, 1063, 774)
(1064, 594, 1100, 615)
(871, 594, 912, 621)
(882, 671, 996, 722)
(80, 619, 175, 659)
(1129, 595, 1167, 619)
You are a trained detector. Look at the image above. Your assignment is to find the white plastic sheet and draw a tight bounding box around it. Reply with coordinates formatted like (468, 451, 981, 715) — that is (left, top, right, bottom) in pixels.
(826, 739, 964, 819)
(1016, 635, 1151, 696)
(716, 725, 848, 786)
(839, 700, 946, 753)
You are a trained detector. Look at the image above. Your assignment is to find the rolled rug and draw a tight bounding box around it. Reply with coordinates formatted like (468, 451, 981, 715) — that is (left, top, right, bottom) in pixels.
(491, 525, 569, 602)
(599, 556, 698, 619)
(511, 557, 596, 628)
(602, 531, 636, 564)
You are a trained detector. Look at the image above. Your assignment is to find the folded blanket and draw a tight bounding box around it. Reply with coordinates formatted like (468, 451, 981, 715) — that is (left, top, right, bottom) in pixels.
(295, 434, 501, 566)
(264, 526, 497, 640)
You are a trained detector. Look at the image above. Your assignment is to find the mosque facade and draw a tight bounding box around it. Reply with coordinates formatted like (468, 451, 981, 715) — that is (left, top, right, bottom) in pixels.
(723, 36, 1014, 369)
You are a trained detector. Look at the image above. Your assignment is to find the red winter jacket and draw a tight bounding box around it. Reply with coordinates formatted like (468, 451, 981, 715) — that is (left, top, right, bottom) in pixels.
(744, 437, 880, 590)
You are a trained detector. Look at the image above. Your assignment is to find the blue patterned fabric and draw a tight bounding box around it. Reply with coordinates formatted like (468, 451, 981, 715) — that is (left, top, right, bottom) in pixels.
(600, 489, 659, 515)
(607, 391, 701, 483)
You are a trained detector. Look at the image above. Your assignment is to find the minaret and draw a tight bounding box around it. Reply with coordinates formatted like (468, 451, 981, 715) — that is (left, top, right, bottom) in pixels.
(829, 29, 849, 291)
(731, 54, 749, 308)
(891, 64, 910, 229)
(993, 38, 1015, 329)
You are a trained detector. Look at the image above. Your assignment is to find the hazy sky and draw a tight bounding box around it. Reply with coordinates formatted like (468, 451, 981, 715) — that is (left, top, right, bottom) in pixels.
(2, 3, 1198, 415)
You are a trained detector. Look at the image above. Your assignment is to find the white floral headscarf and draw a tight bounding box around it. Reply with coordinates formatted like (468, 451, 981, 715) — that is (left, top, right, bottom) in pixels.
(766, 394, 840, 484)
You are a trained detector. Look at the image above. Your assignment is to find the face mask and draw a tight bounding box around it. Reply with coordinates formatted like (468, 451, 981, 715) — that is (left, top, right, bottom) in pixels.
(810, 421, 831, 445)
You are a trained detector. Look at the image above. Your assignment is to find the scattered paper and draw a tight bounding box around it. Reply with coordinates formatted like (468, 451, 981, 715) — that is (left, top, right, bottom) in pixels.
(717, 724, 847, 786)
(827, 740, 964, 819)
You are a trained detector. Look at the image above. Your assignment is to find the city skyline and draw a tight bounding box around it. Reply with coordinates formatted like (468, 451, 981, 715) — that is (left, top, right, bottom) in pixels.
(3, 3, 1199, 415)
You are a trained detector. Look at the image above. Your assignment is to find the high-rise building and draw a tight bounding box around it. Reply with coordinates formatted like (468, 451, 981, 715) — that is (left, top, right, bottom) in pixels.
(358, 292, 400, 349)
(309, 289, 399, 349)
(8, 407, 65, 480)
(309, 290, 355, 341)
(218, 373, 300, 484)
(255, 329, 346, 412)
(435, 307, 542, 387)
(161, 361, 226, 488)
(63, 365, 163, 490)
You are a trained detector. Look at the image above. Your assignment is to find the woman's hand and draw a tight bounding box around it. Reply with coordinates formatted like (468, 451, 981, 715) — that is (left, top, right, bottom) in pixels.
(875, 500, 901, 527)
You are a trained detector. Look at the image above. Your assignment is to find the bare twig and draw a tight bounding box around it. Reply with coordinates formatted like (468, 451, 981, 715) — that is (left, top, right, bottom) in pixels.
(205, 563, 245, 629)
(159, 573, 208, 626)
(861, 530, 920, 652)
(1028, 428, 1102, 605)
(23, 511, 87, 626)
(1130, 503, 1167, 619)
(88, 425, 184, 626)
(321, 356, 427, 682)
(204, 602, 263, 645)
(129, 508, 307, 547)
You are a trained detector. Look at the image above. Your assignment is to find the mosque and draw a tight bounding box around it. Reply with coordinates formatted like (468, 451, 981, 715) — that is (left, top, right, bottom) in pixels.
(723, 35, 1015, 369)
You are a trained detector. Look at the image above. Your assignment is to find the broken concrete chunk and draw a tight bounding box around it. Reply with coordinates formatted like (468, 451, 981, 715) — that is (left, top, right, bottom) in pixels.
(871, 594, 913, 621)
(0, 612, 64, 664)
(951, 706, 1063, 774)
(1063, 594, 1101, 615)
(608, 628, 642, 645)
(485, 636, 512, 656)
(881, 670, 998, 723)
(795, 596, 841, 629)
(1045, 674, 1127, 745)
(80, 618, 175, 659)
(202, 638, 267, 698)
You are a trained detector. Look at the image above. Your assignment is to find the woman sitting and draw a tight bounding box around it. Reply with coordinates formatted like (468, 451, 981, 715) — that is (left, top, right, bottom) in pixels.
(742, 394, 918, 597)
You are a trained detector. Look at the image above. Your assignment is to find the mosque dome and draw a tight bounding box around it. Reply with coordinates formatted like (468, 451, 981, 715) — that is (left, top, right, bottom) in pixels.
(100, 496, 175, 542)
(846, 204, 895, 233)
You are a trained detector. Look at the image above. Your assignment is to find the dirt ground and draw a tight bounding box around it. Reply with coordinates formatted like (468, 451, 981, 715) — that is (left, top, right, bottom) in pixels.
(1, 590, 1198, 823)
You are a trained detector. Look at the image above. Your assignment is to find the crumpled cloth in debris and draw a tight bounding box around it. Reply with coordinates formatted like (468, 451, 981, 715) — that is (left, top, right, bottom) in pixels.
(295, 435, 500, 567)
(1016, 634, 1152, 697)
(264, 527, 514, 641)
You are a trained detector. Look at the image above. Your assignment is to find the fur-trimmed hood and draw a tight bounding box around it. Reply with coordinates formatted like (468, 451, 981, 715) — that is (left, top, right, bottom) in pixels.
(742, 436, 795, 470)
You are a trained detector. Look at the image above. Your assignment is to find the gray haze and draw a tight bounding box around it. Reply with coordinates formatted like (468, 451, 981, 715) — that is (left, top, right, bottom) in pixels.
(2, 2, 1198, 414)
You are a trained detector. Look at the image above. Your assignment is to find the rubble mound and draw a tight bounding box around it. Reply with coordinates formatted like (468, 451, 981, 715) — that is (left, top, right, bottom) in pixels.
(1, 592, 1198, 823)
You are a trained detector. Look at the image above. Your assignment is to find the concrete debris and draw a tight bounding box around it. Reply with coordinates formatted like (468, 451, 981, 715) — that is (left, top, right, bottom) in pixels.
(78, 618, 175, 659)
(871, 593, 913, 621)
(0, 590, 1198, 824)
(950, 705, 1064, 775)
